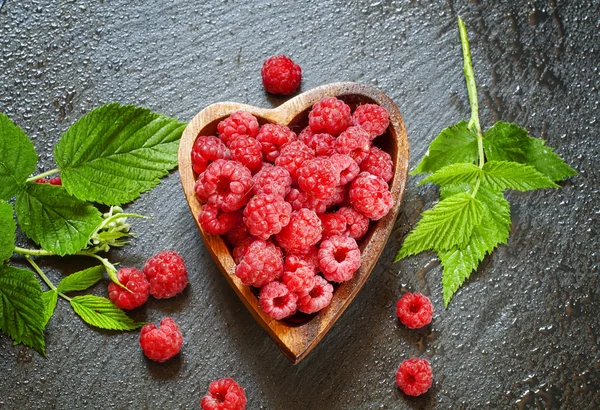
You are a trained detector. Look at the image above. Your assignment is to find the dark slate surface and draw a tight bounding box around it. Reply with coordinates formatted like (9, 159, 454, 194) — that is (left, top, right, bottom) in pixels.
(1, 1, 598, 408)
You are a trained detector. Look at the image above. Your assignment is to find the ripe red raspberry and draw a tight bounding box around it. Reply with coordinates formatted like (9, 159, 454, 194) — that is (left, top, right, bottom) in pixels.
(319, 235, 361, 283)
(276, 209, 322, 254)
(194, 160, 253, 212)
(235, 239, 283, 287)
(259, 281, 298, 320)
(192, 135, 231, 175)
(297, 158, 339, 201)
(396, 358, 433, 396)
(252, 164, 293, 197)
(274, 140, 315, 180)
(308, 97, 352, 136)
(108, 267, 150, 310)
(199, 204, 242, 236)
(329, 153, 360, 185)
(224, 222, 250, 247)
(325, 185, 346, 207)
(233, 237, 254, 264)
(352, 104, 390, 138)
(201, 378, 247, 410)
(396, 292, 433, 329)
(285, 188, 327, 214)
(283, 266, 316, 295)
(336, 126, 371, 164)
(143, 251, 188, 299)
(139, 317, 183, 363)
(35, 177, 62, 185)
(217, 111, 259, 146)
(319, 213, 347, 239)
(337, 206, 370, 239)
(243, 194, 292, 240)
(298, 127, 336, 157)
(229, 135, 263, 173)
(256, 123, 296, 162)
(349, 172, 394, 220)
(297, 275, 333, 314)
(284, 246, 320, 273)
(360, 146, 394, 182)
(261, 55, 302, 95)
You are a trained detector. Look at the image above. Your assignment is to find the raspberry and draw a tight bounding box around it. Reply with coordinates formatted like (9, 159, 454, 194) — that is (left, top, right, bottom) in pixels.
(319, 213, 347, 239)
(233, 237, 254, 264)
(337, 206, 370, 239)
(395, 292, 433, 329)
(235, 239, 283, 287)
(201, 378, 247, 410)
(224, 222, 250, 248)
(256, 123, 296, 162)
(261, 55, 302, 95)
(297, 158, 339, 200)
(349, 172, 394, 220)
(192, 135, 231, 175)
(35, 177, 62, 185)
(217, 111, 259, 146)
(284, 246, 320, 273)
(336, 126, 371, 164)
(143, 250, 188, 299)
(352, 104, 390, 138)
(298, 128, 336, 157)
(199, 204, 242, 236)
(108, 267, 150, 310)
(329, 153, 360, 185)
(276, 209, 322, 254)
(360, 146, 394, 182)
(274, 140, 315, 180)
(139, 317, 183, 363)
(229, 135, 263, 173)
(308, 97, 352, 136)
(285, 188, 327, 214)
(297, 275, 333, 314)
(194, 160, 253, 212)
(243, 194, 292, 240)
(252, 164, 293, 197)
(259, 281, 298, 320)
(325, 185, 347, 207)
(395, 358, 433, 396)
(283, 266, 316, 295)
(318, 235, 361, 282)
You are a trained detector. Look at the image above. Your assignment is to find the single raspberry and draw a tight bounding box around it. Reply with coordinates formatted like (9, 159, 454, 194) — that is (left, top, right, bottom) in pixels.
(252, 164, 292, 197)
(274, 140, 315, 180)
(108, 267, 150, 310)
(298, 128, 336, 157)
(396, 358, 433, 396)
(349, 172, 394, 220)
(235, 239, 283, 287)
(308, 97, 352, 136)
(352, 104, 390, 138)
(284, 246, 320, 273)
(194, 160, 253, 212)
(395, 292, 433, 329)
(329, 153, 360, 185)
(318, 235, 361, 283)
(192, 135, 231, 175)
(256, 123, 296, 162)
(297, 275, 334, 314)
(229, 135, 263, 173)
(224, 222, 250, 248)
(325, 185, 347, 207)
(319, 213, 347, 239)
(233, 237, 254, 264)
(143, 251, 188, 299)
(282, 266, 316, 295)
(199, 205, 242, 236)
(139, 317, 183, 363)
(337, 206, 370, 239)
(35, 177, 62, 185)
(217, 111, 259, 146)
(276, 209, 322, 254)
(285, 188, 327, 214)
(243, 194, 292, 240)
(360, 146, 394, 182)
(335, 126, 371, 164)
(201, 378, 247, 410)
(297, 158, 339, 201)
(261, 55, 302, 95)
(259, 281, 298, 320)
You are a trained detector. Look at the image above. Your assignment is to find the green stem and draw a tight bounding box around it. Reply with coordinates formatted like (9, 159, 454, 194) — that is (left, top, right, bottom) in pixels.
(25, 256, 71, 302)
(14, 246, 55, 257)
(26, 168, 60, 183)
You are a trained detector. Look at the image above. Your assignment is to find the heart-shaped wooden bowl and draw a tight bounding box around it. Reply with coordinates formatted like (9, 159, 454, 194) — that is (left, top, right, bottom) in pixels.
(179, 82, 409, 364)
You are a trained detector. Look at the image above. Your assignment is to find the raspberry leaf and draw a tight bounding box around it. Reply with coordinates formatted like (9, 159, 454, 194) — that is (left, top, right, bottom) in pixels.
(54, 103, 187, 206)
(0, 113, 38, 200)
(70, 295, 144, 331)
(0, 265, 46, 356)
(57, 265, 104, 293)
(419, 163, 482, 187)
(15, 184, 103, 256)
(0, 200, 16, 261)
(482, 161, 558, 191)
(41, 290, 58, 327)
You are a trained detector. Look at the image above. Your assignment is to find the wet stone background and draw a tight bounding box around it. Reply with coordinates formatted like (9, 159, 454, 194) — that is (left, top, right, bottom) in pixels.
(0, 0, 599, 409)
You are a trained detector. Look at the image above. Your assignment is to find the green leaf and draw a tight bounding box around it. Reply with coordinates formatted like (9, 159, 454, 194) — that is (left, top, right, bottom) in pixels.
(57, 265, 104, 293)
(70, 295, 144, 331)
(412, 121, 478, 175)
(54, 103, 187, 206)
(0, 200, 16, 261)
(0, 265, 46, 355)
(395, 193, 485, 260)
(40, 290, 58, 328)
(0, 113, 38, 200)
(526, 138, 578, 182)
(482, 161, 558, 191)
(15, 184, 102, 256)
(419, 163, 482, 187)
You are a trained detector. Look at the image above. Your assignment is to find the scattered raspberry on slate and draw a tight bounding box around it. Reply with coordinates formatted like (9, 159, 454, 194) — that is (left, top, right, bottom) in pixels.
(337, 206, 370, 240)
(259, 281, 298, 320)
(285, 188, 328, 214)
(229, 135, 263, 173)
(234, 239, 283, 287)
(349, 172, 394, 220)
(395, 358, 433, 397)
(201, 378, 247, 410)
(352, 103, 390, 138)
(256, 123, 297, 162)
(320, 213, 347, 239)
(330, 153, 360, 185)
(224, 222, 250, 248)
(243, 193, 292, 240)
(396, 292, 433, 329)
(191, 135, 231, 175)
(252, 164, 293, 197)
(108, 267, 150, 310)
(360, 146, 394, 182)
(194, 159, 253, 212)
(217, 110, 259, 146)
(283, 266, 316, 295)
(298, 128, 336, 157)
(276, 208, 322, 254)
(336, 125, 371, 164)
(261, 55, 302, 95)
(297, 157, 339, 200)
(143, 250, 188, 299)
(139, 317, 183, 363)
(319, 235, 361, 283)
(199, 204, 242, 236)
(274, 140, 315, 180)
(297, 275, 334, 314)
(308, 96, 352, 136)
(284, 246, 320, 273)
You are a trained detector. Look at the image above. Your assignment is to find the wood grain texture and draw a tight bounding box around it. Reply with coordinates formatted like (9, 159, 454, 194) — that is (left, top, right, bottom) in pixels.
(178, 82, 409, 364)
